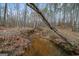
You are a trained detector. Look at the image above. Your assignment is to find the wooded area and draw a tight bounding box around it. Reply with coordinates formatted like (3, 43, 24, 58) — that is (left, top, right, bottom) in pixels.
(0, 3, 79, 31)
(0, 3, 79, 56)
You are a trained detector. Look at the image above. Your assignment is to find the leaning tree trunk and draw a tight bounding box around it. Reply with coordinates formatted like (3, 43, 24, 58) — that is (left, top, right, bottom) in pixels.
(26, 3, 73, 46)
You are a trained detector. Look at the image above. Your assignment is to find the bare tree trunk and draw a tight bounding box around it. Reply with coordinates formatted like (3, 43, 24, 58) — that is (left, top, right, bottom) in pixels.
(0, 8, 1, 25)
(24, 4, 27, 27)
(4, 3, 7, 26)
(53, 4, 57, 26)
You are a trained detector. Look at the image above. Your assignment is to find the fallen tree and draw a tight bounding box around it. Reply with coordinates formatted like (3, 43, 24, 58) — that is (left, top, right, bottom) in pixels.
(26, 3, 79, 55)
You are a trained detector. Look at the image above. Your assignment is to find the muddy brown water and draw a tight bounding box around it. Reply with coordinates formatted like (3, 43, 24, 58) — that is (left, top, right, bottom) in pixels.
(23, 34, 69, 56)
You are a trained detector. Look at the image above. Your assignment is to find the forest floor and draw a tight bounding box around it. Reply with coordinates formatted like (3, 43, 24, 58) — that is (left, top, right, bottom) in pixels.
(58, 27, 79, 47)
(0, 26, 79, 55)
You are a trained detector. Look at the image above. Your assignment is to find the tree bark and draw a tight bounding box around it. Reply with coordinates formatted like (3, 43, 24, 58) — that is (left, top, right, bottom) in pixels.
(4, 3, 7, 26)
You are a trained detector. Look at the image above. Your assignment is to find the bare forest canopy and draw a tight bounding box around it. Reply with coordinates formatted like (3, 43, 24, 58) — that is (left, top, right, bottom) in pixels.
(0, 3, 79, 32)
